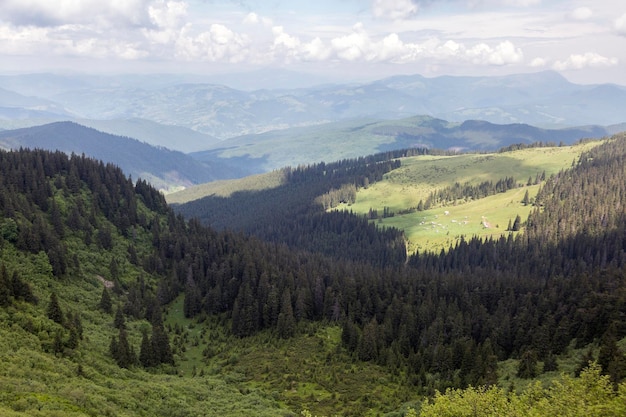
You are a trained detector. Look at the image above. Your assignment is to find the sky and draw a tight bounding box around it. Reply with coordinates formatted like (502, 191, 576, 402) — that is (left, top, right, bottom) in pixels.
(0, 0, 625, 86)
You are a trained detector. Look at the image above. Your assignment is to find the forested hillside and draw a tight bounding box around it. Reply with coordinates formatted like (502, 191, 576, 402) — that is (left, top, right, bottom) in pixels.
(173, 152, 412, 267)
(1, 135, 626, 416)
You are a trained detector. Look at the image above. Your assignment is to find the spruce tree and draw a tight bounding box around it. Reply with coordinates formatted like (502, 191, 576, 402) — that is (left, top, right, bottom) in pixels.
(114, 305, 125, 329)
(277, 288, 295, 339)
(0, 264, 9, 307)
(139, 328, 156, 368)
(114, 328, 136, 368)
(99, 287, 113, 314)
(517, 350, 538, 379)
(47, 292, 64, 325)
(151, 324, 174, 365)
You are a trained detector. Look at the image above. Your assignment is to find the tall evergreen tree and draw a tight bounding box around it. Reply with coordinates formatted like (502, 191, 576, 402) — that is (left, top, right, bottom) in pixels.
(277, 288, 296, 339)
(139, 328, 156, 368)
(99, 287, 113, 314)
(517, 350, 538, 379)
(47, 292, 64, 325)
(112, 327, 136, 368)
(151, 325, 174, 365)
(113, 305, 125, 329)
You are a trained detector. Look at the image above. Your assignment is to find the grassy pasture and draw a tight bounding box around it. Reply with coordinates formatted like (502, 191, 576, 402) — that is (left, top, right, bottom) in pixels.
(378, 185, 539, 254)
(341, 142, 602, 254)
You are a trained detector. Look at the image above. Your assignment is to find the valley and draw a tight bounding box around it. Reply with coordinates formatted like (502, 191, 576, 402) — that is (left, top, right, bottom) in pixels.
(1, 134, 624, 416)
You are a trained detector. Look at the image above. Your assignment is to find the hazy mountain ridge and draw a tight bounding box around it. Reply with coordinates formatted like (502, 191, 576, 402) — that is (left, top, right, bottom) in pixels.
(0, 87, 74, 120)
(0, 71, 624, 140)
(0, 122, 239, 190)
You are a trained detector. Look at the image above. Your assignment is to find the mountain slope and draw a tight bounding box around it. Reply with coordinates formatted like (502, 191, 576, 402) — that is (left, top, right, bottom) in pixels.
(0, 122, 240, 190)
(73, 118, 221, 153)
(0, 149, 286, 416)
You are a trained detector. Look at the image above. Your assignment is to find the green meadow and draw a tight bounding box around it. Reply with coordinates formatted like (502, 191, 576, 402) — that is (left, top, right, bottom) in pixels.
(340, 141, 602, 254)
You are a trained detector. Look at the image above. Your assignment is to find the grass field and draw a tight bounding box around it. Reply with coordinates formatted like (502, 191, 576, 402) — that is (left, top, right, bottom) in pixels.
(377, 184, 539, 254)
(339, 142, 602, 254)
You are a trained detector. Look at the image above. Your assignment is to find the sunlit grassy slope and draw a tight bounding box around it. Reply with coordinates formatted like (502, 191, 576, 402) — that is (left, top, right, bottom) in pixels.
(338, 141, 603, 254)
(166, 169, 287, 205)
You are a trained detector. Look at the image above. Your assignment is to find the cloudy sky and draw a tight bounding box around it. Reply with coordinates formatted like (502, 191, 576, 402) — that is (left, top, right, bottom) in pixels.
(1, 0, 625, 85)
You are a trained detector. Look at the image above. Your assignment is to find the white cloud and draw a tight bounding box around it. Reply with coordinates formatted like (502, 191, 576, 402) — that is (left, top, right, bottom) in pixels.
(175, 23, 249, 62)
(501, 0, 542, 6)
(569, 7, 593, 21)
(467, 40, 524, 65)
(553, 52, 618, 70)
(273, 26, 301, 50)
(529, 57, 546, 67)
(243, 12, 273, 27)
(468, 0, 541, 8)
(302, 37, 331, 61)
(330, 23, 371, 61)
(267, 22, 527, 69)
(372, 0, 418, 20)
(149, 1, 187, 29)
(615, 13, 626, 36)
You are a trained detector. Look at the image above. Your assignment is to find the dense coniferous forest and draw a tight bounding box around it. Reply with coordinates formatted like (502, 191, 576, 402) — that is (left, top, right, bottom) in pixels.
(1, 135, 625, 415)
(174, 153, 408, 267)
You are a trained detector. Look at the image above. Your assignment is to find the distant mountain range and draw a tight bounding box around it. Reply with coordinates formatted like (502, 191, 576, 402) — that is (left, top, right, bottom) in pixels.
(0, 70, 624, 186)
(0, 122, 240, 191)
(0, 71, 625, 141)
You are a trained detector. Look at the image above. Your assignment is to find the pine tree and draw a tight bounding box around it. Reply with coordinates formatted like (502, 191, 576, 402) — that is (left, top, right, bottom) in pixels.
(99, 287, 113, 314)
(517, 350, 538, 379)
(358, 318, 380, 361)
(113, 328, 136, 368)
(151, 324, 174, 365)
(598, 324, 626, 386)
(277, 288, 296, 339)
(52, 330, 64, 354)
(47, 292, 64, 325)
(66, 327, 79, 350)
(543, 353, 559, 372)
(114, 305, 125, 329)
(0, 264, 10, 307)
(139, 328, 156, 368)
(512, 215, 522, 231)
